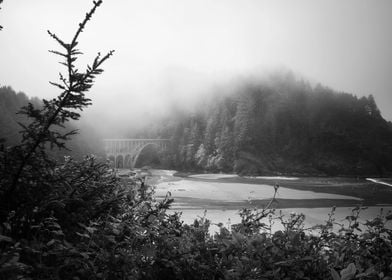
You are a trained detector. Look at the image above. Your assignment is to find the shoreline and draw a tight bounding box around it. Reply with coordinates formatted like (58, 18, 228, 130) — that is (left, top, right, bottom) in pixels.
(166, 171, 392, 206)
(157, 196, 392, 210)
(134, 169, 392, 211)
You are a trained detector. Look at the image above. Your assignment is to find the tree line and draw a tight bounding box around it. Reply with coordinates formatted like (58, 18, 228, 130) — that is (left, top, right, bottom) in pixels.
(153, 73, 392, 176)
(0, 86, 41, 144)
(0, 86, 104, 160)
(1, 2, 392, 279)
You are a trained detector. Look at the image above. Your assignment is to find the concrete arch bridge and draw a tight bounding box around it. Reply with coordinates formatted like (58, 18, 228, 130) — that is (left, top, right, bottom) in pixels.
(103, 138, 170, 168)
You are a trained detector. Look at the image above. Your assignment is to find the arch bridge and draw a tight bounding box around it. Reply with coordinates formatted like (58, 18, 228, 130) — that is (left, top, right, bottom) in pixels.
(103, 138, 170, 168)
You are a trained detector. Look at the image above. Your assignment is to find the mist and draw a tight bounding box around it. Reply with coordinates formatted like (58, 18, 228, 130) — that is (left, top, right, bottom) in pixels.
(1, 0, 392, 139)
(2, 3, 392, 274)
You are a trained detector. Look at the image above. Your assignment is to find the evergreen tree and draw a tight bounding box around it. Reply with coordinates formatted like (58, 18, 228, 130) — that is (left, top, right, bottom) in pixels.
(194, 143, 207, 168)
(156, 73, 392, 175)
(0, 0, 114, 228)
(233, 91, 255, 153)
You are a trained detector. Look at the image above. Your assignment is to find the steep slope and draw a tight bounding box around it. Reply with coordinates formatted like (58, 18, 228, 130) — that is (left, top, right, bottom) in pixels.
(156, 74, 392, 176)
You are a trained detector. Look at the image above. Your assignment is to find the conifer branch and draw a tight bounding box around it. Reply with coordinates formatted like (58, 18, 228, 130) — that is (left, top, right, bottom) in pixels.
(7, 0, 113, 197)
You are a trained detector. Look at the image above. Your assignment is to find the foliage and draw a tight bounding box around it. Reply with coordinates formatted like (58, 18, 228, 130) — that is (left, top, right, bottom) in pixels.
(155, 74, 392, 176)
(0, 0, 114, 220)
(0, 86, 105, 160)
(1, 1, 392, 279)
(0, 87, 41, 145)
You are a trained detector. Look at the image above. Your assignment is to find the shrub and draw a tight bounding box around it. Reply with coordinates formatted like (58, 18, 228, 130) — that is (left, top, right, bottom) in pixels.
(1, 1, 392, 279)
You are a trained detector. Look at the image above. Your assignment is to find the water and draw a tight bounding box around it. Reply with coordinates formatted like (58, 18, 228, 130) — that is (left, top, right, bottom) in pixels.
(155, 179, 361, 201)
(142, 169, 392, 232)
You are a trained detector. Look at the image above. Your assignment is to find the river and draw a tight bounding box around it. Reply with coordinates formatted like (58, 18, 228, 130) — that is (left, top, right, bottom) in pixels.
(142, 169, 392, 233)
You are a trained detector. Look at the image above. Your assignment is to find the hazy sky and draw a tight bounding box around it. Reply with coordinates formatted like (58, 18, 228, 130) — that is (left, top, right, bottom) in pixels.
(1, 0, 392, 128)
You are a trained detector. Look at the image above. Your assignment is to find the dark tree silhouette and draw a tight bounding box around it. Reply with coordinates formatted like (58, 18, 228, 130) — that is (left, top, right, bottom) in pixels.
(0, 0, 114, 226)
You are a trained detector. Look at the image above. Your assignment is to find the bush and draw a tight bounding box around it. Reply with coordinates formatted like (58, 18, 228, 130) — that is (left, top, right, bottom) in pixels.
(1, 2, 392, 279)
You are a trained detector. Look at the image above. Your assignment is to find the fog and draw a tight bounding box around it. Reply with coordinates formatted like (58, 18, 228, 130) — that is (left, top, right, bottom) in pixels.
(1, 0, 392, 137)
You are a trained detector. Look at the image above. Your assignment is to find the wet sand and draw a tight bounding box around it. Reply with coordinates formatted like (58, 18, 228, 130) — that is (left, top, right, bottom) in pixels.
(140, 169, 392, 230)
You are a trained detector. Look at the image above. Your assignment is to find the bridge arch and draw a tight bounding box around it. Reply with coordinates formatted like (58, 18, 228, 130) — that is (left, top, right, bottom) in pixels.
(124, 154, 132, 168)
(108, 155, 115, 168)
(132, 142, 161, 168)
(116, 155, 124, 168)
(103, 138, 169, 169)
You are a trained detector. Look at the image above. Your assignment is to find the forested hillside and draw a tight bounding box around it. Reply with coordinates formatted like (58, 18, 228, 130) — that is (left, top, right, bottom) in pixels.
(0, 86, 104, 159)
(2, 2, 392, 278)
(155, 73, 392, 176)
(0, 86, 41, 144)
(4, 72, 392, 177)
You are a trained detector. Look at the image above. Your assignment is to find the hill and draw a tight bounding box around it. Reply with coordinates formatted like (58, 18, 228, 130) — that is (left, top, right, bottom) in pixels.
(154, 73, 392, 176)
(0, 86, 104, 159)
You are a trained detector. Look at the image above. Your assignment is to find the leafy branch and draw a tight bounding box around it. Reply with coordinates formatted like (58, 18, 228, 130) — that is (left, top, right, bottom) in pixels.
(7, 0, 114, 197)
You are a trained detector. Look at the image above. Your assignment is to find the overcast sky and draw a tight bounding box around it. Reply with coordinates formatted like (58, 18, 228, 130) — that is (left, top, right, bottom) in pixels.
(1, 0, 392, 126)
